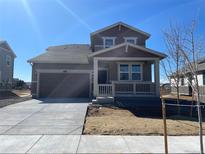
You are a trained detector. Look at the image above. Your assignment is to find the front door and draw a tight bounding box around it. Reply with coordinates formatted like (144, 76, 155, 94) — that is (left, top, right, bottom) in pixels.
(98, 70, 107, 84)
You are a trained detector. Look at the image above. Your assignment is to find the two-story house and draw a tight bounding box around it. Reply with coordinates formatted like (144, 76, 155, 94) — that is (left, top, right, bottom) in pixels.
(0, 40, 16, 91)
(170, 57, 205, 99)
(28, 22, 166, 101)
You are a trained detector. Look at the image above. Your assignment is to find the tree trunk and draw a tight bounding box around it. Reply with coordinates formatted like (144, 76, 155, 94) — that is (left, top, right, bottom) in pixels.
(195, 75, 204, 154)
(176, 81, 180, 115)
(196, 94, 204, 154)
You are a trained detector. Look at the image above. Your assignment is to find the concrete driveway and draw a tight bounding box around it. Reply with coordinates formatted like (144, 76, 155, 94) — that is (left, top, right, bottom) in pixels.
(0, 99, 89, 135)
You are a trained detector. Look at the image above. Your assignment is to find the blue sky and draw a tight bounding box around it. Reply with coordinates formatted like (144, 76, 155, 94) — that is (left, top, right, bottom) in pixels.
(0, 0, 204, 82)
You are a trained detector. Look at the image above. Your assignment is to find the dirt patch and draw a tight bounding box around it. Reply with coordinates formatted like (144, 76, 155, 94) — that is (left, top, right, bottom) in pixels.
(12, 89, 31, 97)
(161, 94, 193, 101)
(83, 105, 205, 135)
(0, 97, 31, 108)
(0, 91, 18, 99)
(0, 90, 31, 108)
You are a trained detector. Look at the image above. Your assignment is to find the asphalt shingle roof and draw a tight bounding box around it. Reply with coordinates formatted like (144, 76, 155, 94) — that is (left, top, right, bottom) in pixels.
(28, 44, 92, 64)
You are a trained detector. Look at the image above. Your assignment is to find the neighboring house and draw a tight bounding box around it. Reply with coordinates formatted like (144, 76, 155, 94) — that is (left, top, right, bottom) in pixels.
(0, 40, 16, 91)
(28, 22, 166, 100)
(170, 58, 205, 100)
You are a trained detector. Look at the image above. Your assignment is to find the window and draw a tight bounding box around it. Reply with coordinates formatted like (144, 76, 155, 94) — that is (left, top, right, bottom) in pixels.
(6, 55, 11, 67)
(103, 37, 115, 48)
(181, 78, 184, 86)
(203, 73, 205, 85)
(131, 64, 141, 80)
(119, 64, 129, 80)
(119, 63, 142, 81)
(124, 37, 138, 44)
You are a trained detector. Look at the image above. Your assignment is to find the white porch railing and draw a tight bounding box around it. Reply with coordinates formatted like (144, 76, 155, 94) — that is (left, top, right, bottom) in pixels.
(97, 81, 156, 97)
(97, 84, 113, 97)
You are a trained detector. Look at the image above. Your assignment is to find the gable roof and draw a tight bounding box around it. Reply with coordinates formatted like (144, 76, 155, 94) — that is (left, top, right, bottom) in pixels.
(0, 40, 16, 57)
(88, 42, 167, 59)
(28, 44, 92, 64)
(170, 57, 205, 77)
(90, 21, 151, 38)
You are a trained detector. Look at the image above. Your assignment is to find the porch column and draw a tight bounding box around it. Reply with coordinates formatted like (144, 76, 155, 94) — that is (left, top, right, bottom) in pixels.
(93, 58, 98, 97)
(154, 59, 160, 97)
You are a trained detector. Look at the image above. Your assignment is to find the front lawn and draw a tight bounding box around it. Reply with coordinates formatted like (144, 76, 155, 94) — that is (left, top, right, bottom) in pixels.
(83, 105, 205, 135)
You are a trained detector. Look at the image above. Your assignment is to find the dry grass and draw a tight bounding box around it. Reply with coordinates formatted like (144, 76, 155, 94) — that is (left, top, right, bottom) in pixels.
(12, 89, 31, 97)
(0, 90, 31, 108)
(83, 105, 205, 135)
(161, 94, 193, 101)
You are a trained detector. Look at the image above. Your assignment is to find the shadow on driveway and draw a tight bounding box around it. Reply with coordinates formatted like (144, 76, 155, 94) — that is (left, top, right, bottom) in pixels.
(38, 98, 91, 104)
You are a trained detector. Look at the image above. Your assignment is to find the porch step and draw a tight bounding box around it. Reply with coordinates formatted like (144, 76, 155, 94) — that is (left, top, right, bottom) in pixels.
(92, 97, 114, 104)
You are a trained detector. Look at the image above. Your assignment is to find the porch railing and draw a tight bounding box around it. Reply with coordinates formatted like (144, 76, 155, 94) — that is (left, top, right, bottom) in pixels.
(114, 81, 155, 96)
(97, 81, 156, 97)
(97, 84, 113, 97)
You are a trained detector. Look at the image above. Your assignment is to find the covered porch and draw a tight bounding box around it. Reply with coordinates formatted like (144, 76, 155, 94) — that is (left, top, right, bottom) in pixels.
(88, 43, 165, 99)
(93, 57, 160, 97)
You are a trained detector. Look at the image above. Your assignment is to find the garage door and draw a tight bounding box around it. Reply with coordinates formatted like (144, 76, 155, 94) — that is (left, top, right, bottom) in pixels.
(39, 73, 90, 98)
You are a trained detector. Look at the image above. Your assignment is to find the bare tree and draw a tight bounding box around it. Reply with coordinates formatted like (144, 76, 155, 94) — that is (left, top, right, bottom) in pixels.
(163, 19, 204, 154)
(179, 20, 204, 154)
(162, 23, 185, 113)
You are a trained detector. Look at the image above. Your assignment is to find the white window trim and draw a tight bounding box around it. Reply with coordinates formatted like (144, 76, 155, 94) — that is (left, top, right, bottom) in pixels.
(118, 62, 143, 81)
(124, 37, 138, 44)
(131, 64, 143, 81)
(119, 64, 129, 81)
(103, 37, 116, 48)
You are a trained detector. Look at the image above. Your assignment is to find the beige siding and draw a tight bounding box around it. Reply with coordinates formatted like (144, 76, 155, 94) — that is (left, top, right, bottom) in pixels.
(91, 25, 147, 52)
(0, 48, 15, 85)
(31, 82, 37, 94)
(33, 63, 92, 70)
(108, 62, 118, 81)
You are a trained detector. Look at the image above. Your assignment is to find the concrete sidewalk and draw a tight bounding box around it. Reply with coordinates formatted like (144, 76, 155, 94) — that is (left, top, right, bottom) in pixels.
(0, 135, 203, 153)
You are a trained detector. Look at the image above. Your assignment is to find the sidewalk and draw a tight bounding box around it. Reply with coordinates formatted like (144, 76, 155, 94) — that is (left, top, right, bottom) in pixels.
(0, 135, 203, 153)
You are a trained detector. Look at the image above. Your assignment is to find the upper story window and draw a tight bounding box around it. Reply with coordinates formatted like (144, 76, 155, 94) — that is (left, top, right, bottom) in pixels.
(124, 37, 138, 45)
(103, 37, 116, 48)
(203, 73, 205, 85)
(119, 63, 142, 81)
(6, 55, 11, 67)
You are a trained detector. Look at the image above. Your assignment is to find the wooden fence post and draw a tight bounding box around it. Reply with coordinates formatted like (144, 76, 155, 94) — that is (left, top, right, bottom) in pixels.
(162, 99, 168, 154)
